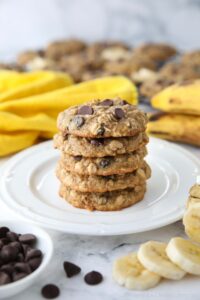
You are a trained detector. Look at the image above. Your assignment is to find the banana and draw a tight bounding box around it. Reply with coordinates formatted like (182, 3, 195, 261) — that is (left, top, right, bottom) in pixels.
(112, 253, 161, 290)
(166, 237, 200, 275)
(138, 241, 186, 280)
(183, 203, 200, 243)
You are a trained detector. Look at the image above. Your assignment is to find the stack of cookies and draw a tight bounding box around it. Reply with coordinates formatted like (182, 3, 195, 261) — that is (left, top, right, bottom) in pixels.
(54, 98, 151, 211)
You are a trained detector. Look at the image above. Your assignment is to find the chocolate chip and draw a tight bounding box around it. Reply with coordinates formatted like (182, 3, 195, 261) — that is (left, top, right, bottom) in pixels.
(74, 156, 82, 162)
(14, 262, 31, 274)
(73, 116, 85, 128)
(9, 241, 21, 252)
(77, 105, 94, 115)
(97, 125, 105, 136)
(0, 271, 11, 285)
(90, 138, 104, 146)
(99, 158, 111, 168)
(0, 240, 3, 250)
(16, 253, 24, 262)
(1, 245, 18, 263)
(84, 271, 103, 285)
(13, 272, 27, 282)
(41, 284, 60, 299)
(19, 234, 36, 245)
(1, 238, 10, 245)
(26, 249, 42, 261)
(63, 261, 81, 278)
(100, 99, 113, 106)
(22, 244, 31, 255)
(119, 100, 129, 105)
(1, 264, 14, 276)
(114, 108, 125, 119)
(28, 257, 42, 271)
(0, 227, 9, 238)
(6, 232, 18, 242)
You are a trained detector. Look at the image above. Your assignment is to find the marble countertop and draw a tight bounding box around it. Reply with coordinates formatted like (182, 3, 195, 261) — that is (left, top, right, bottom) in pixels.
(0, 143, 200, 300)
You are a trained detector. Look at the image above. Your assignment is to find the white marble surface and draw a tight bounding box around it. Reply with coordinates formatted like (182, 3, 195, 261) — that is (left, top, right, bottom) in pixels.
(0, 142, 200, 300)
(1, 0, 200, 60)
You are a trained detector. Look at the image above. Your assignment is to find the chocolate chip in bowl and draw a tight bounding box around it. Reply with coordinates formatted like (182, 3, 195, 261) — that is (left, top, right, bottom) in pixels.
(0, 221, 53, 299)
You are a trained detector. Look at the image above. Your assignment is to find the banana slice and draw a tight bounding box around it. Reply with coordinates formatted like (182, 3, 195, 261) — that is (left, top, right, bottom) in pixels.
(138, 241, 186, 280)
(113, 253, 161, 290)
(166, 237, 200, 275)
(183, 204, 200, 243)
(186, 196, 200, 209)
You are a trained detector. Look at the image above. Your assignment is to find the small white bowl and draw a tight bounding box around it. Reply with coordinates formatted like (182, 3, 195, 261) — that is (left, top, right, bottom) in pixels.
(0, 220, 53, 299)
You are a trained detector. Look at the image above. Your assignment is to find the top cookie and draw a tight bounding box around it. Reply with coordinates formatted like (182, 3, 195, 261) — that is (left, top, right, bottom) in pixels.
(57, 99, 148, 138)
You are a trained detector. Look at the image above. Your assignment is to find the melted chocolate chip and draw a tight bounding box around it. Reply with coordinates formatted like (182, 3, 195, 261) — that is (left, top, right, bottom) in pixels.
(90, 139, 104, 146)
(97, 125, 105, 136)
(114, 108, 125, 119)
(74, 156, 82, 162)
(100, 99, 113, 106)
(63, 261, 81, 278)
(73, 116, 85, 128)
(99, 158, 111, 168)
(84, 271, 103, 285)
(77, 105, 94, 115)
(41, 284, 60, 299)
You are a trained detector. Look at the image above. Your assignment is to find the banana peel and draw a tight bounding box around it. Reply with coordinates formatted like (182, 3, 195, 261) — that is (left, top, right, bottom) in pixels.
(151, 80, 200, 115)
(147, 112, 200, 146)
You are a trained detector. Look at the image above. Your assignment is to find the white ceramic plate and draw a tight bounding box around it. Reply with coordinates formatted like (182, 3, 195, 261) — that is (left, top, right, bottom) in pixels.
(0, 138, 199, 236)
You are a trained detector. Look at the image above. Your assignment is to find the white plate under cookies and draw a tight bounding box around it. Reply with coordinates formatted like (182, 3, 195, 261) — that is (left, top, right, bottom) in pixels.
(0, 137, 199, 236)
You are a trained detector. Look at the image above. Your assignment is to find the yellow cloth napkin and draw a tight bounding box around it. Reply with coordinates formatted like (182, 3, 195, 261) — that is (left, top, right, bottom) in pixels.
(0, 72, 137, 156)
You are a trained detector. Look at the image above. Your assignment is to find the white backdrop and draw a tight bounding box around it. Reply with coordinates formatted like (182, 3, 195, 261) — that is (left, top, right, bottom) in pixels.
(1, 0, 200, 60)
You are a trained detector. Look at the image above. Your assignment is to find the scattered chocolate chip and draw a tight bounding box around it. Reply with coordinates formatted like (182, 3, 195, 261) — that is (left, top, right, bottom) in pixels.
(0, 271, 11, 285)
(19, 234, 36, 245)
(97, 125, 105, 136)
(119, 100, 129, 105)
(41, 284, 60, 299)
(0, 227, 9, 238)
(114, 108, 125, 119)
(13, 272, 27, 282)
(100, 99, 113, 106)
(84, 271, 103, 285)
(77, 105, 94, 115)
(99, 158, 111, 168)
(74, 156, 82, 162)
(63, 261, 81, 278)
(73, 116, 85, 128)
(28, 257, 42, 271)
(90, 138, 104, 146)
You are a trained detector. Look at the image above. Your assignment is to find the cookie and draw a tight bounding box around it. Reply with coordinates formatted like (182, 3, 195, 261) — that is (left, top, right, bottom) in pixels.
(45, 39, 86, 60)
(159, 62, 200, 81)
(140, 76, 176, 99)
(54, 132, 148, 157)
(59, 183, 146, 211)
(57, 99, 148, 138)
(60, 146, 147, 176)
(134, 43, 177, 63)
(17, 50, 44, 66)
(181, 51, 200, 65)
(56, 161, 151, 192)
